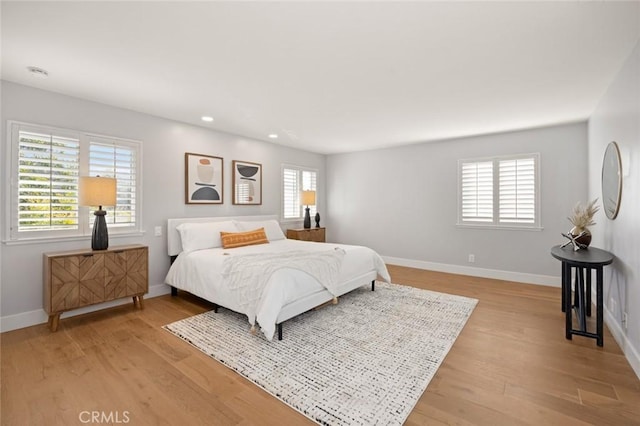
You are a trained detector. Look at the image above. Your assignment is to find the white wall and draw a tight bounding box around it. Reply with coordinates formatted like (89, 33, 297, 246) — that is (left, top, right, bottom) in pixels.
(0, 81, 325, 331)
(588, 40, 640, 377)
(326, 122, 588, 284)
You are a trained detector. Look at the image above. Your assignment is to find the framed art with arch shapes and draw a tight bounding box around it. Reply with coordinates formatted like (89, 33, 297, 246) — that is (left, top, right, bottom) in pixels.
(185, 152, 224, 204)
(232, 160, 262, 205)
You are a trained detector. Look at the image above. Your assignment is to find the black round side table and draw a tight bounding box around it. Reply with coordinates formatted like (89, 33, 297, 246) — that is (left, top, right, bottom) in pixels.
(551, 245, 614, 347)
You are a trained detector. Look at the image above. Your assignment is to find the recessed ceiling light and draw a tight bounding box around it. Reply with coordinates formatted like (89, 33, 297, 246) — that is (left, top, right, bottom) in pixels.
(201, 116, 214, 122)
(27, 66, 49, 78)
(268, 134, 278, 139)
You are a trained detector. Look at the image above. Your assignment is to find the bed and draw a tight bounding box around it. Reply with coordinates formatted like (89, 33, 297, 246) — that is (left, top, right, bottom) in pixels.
(165, 215, 390, 340)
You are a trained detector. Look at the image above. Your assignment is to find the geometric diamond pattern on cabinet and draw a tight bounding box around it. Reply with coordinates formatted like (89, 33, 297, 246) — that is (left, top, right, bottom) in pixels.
(49, 256, 81, 312)
(44, 245, 148, 331)
(105, 251, 127, 301)
(126, 248, 148, 296)
(78, 253, 105, 307)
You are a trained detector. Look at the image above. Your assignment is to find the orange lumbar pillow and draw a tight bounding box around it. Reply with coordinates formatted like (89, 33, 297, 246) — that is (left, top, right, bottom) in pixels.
(220, 228, 269, 249)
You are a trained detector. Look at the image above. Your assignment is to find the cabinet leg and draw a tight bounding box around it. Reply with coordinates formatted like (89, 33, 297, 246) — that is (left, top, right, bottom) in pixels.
(48, 314, 60, 332)
(132, 295, 144, 308)
(136, 295, 145, 309)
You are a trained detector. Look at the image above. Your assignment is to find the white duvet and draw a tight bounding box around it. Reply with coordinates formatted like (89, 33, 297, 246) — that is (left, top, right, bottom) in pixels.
(165, 239, 390, 340)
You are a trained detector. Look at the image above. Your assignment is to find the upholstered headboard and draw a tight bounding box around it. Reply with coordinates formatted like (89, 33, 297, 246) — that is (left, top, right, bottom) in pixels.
(167, 215, 280, 256)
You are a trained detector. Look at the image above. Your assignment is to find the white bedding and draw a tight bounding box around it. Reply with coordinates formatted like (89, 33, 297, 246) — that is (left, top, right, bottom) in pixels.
(165, 239, 390, 340)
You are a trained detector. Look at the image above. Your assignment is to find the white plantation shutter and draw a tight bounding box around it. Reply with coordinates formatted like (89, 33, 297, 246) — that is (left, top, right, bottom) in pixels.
(89, 139, 137, 228)
(461, 161, 493, 222)
(17, 129, 80, 232)
(8, 121, 142, 241)
(499, 158, 536, 224)
(459, 154, 539, 228)
(282, 166, 317, 220)
(283, 168, 299, 219)
(302, 170, 317, 217)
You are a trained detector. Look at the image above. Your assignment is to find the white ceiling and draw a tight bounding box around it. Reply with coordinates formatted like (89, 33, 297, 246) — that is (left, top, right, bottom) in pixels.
(2, 1, 639, 154)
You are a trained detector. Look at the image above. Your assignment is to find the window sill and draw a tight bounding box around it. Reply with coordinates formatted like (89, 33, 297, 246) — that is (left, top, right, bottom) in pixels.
(2, 231, 145, 246)
(280, 218, 304, 224)
(456, 223, 544, 231)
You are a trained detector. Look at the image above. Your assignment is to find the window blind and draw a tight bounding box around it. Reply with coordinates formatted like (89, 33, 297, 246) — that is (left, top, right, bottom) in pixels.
(89, 140, 137, 227)
(283, 168, 299, 219)
(17, 130, 80, 231)
(282, 166, 317, 220)
(302, 170, 317, 217)
(459, 154, 539, 228)
(499, 158, 536, 224)
(461, 160, 493, 222)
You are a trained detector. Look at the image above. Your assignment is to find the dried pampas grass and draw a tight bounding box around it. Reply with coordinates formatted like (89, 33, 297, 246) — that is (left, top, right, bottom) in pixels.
(568, 199, 600, 229)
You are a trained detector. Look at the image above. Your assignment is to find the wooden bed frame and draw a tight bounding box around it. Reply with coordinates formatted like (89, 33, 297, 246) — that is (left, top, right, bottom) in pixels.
(167, 215, 376, 340)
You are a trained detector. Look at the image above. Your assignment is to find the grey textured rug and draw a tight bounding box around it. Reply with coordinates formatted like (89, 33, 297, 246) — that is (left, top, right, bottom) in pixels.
(164, 282, 478, 425)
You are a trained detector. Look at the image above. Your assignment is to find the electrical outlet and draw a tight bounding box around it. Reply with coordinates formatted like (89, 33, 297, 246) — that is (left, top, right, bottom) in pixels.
(154, 226, 162, 237)
(610, 298, 617, 315)
(622, 312, 628, 330)
(468, 254, 475, 263)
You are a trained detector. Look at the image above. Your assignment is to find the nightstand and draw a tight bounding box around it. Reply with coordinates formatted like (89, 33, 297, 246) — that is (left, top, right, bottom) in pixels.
(43, 244, 148, 331)
(287, 227, 326, 242)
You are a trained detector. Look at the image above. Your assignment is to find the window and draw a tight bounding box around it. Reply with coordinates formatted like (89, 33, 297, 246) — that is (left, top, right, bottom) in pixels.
(89, 138, 138, 228)
(14, 128, 80, 234)
(6, 121, 142, 241)
(282, 165, 317, 220)
(458, 154, 539, 228)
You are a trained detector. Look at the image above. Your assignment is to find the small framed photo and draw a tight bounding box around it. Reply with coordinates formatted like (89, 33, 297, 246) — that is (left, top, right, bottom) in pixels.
(232, 160, 262, 205)
(185, 152, 223, 204)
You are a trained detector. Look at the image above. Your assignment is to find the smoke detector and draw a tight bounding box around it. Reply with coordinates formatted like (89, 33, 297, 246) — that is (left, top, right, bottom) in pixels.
(27, 66, 49, 78)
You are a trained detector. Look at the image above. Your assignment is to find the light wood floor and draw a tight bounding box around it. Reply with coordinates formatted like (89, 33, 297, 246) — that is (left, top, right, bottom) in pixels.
(2, 265, 639, 425)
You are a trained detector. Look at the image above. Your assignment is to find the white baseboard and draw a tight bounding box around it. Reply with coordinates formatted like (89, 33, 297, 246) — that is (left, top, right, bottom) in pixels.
(603, 303, 640, 380)
(382, 256, 560, 287)
(0, 309, 49, 333)
(0, 283, 172, 333)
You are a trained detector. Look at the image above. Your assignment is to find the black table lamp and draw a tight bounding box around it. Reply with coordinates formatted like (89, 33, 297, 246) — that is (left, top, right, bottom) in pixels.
(301, 190, 316, 229)
(80, 176, 117, 250)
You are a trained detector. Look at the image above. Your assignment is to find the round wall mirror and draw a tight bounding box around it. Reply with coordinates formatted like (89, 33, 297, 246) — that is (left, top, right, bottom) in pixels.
(601, 141, 622, 219)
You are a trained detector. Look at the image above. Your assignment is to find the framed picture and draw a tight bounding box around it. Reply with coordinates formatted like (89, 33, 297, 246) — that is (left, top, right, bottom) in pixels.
(232, 160, 262, 205)
(185, 153, 223, 204)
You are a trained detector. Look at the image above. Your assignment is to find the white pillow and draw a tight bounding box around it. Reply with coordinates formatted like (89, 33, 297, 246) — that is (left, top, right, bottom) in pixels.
(235, 220, 286, 241)
(177, 221, 239, 252)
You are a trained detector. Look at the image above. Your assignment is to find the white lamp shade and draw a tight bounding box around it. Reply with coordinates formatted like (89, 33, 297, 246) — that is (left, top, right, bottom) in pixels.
(302, 190, 316, 206)
(79, 177, 117, 207)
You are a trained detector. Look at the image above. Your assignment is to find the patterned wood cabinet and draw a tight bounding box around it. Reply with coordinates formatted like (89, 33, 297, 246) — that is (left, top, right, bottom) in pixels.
(286, 228, 326, 242)
(44, 244, 148, 331)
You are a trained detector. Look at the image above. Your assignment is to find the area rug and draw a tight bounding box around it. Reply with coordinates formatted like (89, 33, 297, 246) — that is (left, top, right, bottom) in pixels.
(164, 282, 478, 425)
